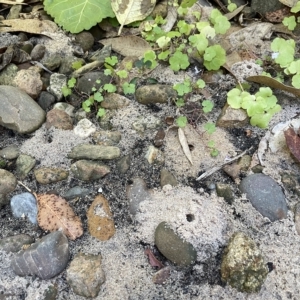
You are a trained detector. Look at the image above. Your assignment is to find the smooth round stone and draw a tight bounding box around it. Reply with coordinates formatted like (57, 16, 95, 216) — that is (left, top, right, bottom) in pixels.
(0, 145, 19, 160)
(239, 174, 288, 222)
(63, 186, 90, 200)
(73, 118, 96, 138)
(0, 234, 34, 252)
(34, 167, 69, 184)
(0, 169, 17, 194)
(16, 154, 36, 180)
(155, 221, 197, 266)
(10, 192, 38, 224)
(71, 160, 110, 181)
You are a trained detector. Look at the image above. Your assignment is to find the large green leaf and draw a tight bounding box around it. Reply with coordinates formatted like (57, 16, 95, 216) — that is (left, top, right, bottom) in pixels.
(44, 0, 115, 33)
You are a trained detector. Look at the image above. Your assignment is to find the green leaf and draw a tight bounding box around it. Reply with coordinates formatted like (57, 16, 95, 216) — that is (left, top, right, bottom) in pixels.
(43, 0, 115, 33)
(204, 122, 216, 134)
(62, 86, 72, 97)
(169, 51, 190, 71)
(94, 92, 104, 102)
(177, 20, 194, 35)
(105, 56, 118, 66)
(158, 50, 170, 60)
(175, 98, 185, 107)
(203, 45, 226, 70)
(104, 69, 113, 76)
(196, 79, 205, 89)
(291, 1, 300, 13)
(67, 77, 76, 88)
(72, 61, 83, 70)
(122, 82, 136, 94)
(283, 16, 296, 31)
(228, 3, 237, 12)
(180, 0, 197, 8)
(176, 116, 187, 128)
(103, 83, 117, 93)
(116, 70, 128, 78)
(227, 88, 242, 109)
(173, 80, 192, 96)
(213, 15, 231, 34)
(97, 108, 106, 118)
(207, 140, 215, 148)
(156, 36, 171, 49)
(292, 73, 300, 88)
(202, 100, 214, 113)
(210, 148, 219, 157)
(188, 34, 208, 53)
(250, 113, 272, 129)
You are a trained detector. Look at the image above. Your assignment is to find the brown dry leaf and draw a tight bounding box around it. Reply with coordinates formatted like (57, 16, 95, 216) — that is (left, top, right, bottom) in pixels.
(247, 75, 300, 97)
(0, 19, 57, 36)
(224, 4, 247, 20)
(35, 193, 83, 240)
(178, 128, 193, 165)
(284, 127, 300, 162)
(111, 0, 156, 35)
(99, 36, 151, 57)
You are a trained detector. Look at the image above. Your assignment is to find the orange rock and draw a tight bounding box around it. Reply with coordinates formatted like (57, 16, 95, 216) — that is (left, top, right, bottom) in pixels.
(87, 195, 115, 241)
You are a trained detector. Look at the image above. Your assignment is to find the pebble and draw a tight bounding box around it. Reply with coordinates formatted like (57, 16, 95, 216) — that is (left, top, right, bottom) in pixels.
(0, 145, 19, 160)
(239, 173, 288, 221)
(221, 232, 269, 293)
(76, 72, 111, 95)
(0, 234, 34, 252)
(160, 168, 178, 187)
(10, 192, 38, 224)
(67, 253, 105, 298)
(68, 144, 120, 160)
(75, 31, 95, 52)
(63, 186, 90, 200)
(11, 231, 69, 279)
(43, 54, 61, 71)
(101, 93, 130, 109)
(74, 118, 96, 138)
(152, 266, 171, 285)
(93, 130, 121, 146)
(71, 160, 110, 181)
(116, 155, 131, 174)
(135, 85, 177, 105)
(59, 56, 85, 75)
(53, 102, 75, 117)
(34, 167, 69, 184)
(16, 154, 36, 180)
(155, 221, 197, 266)
(294, 202, 300, 235)
(154, 128, 165, 147)
(45, 109, 73, 130)
(145, 145, 164, 165)
(216, 103, 249, 128)
(30, 44, 46, 61)
(47, 73, 67, 101)
(0, 194, 8, 209)
(37, 91, 56, 111)
(13, 67, 43, 99)
(87, 195, 115, 240)
(126, 177, 152, 216)
(0, 169, 17, 194)
(216, 183, 234, 204)
(0, 86, 45, 133)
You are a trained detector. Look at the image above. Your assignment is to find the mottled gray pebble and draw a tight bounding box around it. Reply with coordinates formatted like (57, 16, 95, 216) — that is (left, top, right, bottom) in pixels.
(0, 234, 34, 252)
(0, 145, 19, 160)
(34, 167, 69, 184)
(160, 168, 178, 187)
(0, 169, 17, 194)
(16, 154, 36, 180)
(71, 160, 110, 181)
(63, 186, 90, 200)
(116, 155, 131, 174)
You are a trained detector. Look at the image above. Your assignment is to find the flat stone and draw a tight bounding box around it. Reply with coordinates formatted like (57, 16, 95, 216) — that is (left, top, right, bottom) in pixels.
(68, 144, 120, 160)
(34, 167, 69, 184)
(10, 192, 38, 224)
(0, 169, 17, 194)
(217, 103, 249, 128)
(135, 85, 177, 105)
(67, 253, 105, 298)
(47, 73, 67, 101)
(92, 130, 121, 146)
(74, 118, 96, 138)
(160, 168, 178, 187)
(71, 160, 110, 181)
(16, 154, 36, 180)
(116, 155, 131, 174)
(216, 183, 234, 204)
(11, 231, 69, 279)
(46, 109, 73, 130)
(63, 186, 90, 200)
(0, 234, 34, 252)
(239, 173, 288, 221)
(0, 145, 19, 160)
(0, 86, 46, 133)
(87, 194, 115, 240)
(76, 72, 111, 95)
(101, 93, 130, 109)
(251, 0, 284, 14)
(53, 102, 75, 117)
(155, 221, 197, 266)
(221, 232, 269, 293)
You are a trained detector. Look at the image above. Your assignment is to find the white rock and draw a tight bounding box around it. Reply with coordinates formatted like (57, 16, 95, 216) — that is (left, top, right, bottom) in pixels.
(53, 102, 75, 117)
(74, 119, 96, 138)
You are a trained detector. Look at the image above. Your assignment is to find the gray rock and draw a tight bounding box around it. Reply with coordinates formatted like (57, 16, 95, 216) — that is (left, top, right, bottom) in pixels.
(34, 167, 69, 184)
(126, 177, 152, 216)
(0, 63, 18, 86)
(30, 44, 46, 61)
(43, 54, 61, 71)
(75, 31, 94, 52)
(68, 144, 120, 160)
(11, 231, 69, 279)
(0, 33, 19, 48)
(67, 253, 105, 298)
(42, 284, 58, 300)
(45, 109, 73, 130)
(0, 234, 34, 252)
(71, 160, 110, 181)
(221, 232, 269, 293)
(37, 91, 56, 111)
(135, 85, 177, 105)
(10, 192, 38, 224)
(0, 194, 9, 209)
(0, 86, 46, 133)
(0, 169, 17, 194)
(59, 56, 85, 75)
(88, 44, 111, 63)
(251, 0, 284, 14)
(77, 72, 111, 95)
(294, 202, 300, 235)
(0, 145, 19, 160)
(16, 154, 36, 180)
(92, 130, 121, 146)
(160, 168, 178, 187)
(239, 174, 288, 221)
(63, 186, 90, 200)
(155, 222, 197, 266)
(73, 118, 96, 138)
(216, 183, 234, 204)
(101, 93, 130, 109)
(47, 73, 67, 101)
(217, 103, 249, 128)
(53, 102, 75, 117)
(116, 155, 131, 174)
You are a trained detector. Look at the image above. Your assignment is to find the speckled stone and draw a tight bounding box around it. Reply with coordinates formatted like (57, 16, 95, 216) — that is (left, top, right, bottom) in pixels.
(34, 167, 69, 184)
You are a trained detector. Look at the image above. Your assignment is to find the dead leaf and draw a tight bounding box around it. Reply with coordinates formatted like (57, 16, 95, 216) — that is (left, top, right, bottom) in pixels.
(284, 127, 300, 162)
(178, 127, 193, 165)
(224, 4, 247, 21)
(247, 75, 300, 97)
(111, 0, 156, 35)
(144, 248, 164, 269)
(161, 5, 177, 32)
(100, 36, 151, 57)
(35, 193, 83, 240)
(279, 0, 298, 7)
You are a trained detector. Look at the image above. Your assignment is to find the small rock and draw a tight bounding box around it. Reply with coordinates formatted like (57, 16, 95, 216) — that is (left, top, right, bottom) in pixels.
(71, 160, 110, 181)
(75, 31, 95, 52)
(68, 144, 120, 160)
(87, 194, 115, 240)
(0, 234, 34, 252)
(10, 192, 38, 224)
(155, 222, 197, 266)
(294, 202, 300, 235)
(37, 91, 56, 111)
(223, 162, 241, 180)
(101, 93, 130, 109)
(16, 154, 36, 180)
(216, 104, 249, 128)
(7, 4, 22, 19)
(238, 155, 251, 171)
(216, 183, 234, 204)
(116, 155, 131, 174)
(59, 56, 85, 75)
(34, 167, 69, 184)
(0, 145, 19, 160)
(67, 253, 105, 298)
(53, 102, 75, 117)
(239, 173, 288, 221)
(145, 145, 164, 165)
(152, 266, 171, 285)
(0, 86, 45, 133)
(43, 54, 61, 71)
(154, 128, 165, 147)
(251, 0, 284, 14)
(0, 169, 17, 194)
(43, 284, 58, 300)
(13, 67, 43, 99)
(0, 194, 8, 208)
(46, 109, 73, 130)
(135, 85, 177, 105)
(0, 63, 18, 85)
(93, 130, 121, 146)
(30, 44, 46, 61)
(77, 72, 111, 95)
(47, 73, 67, 101)
(11, 231, 69, 279)
(126, 177, 152, 216)
(74, 118, 96, 138)
(160, 168, 178, 187)
(63, 186, 90, 200)
(221, 232, 269, 293)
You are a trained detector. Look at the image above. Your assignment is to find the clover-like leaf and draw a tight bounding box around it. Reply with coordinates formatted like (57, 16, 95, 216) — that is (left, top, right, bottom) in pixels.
(169, 51, 190, 71)
(202, 100, 214, 113)
(203, 45, 226, 70)
(44, 0, 115, 33)
(250, 113, 272, 129)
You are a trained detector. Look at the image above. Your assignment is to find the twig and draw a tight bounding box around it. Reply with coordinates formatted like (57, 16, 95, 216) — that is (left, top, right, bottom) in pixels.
(18, 181, 32, 193)
(195, 147, 253, 181)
